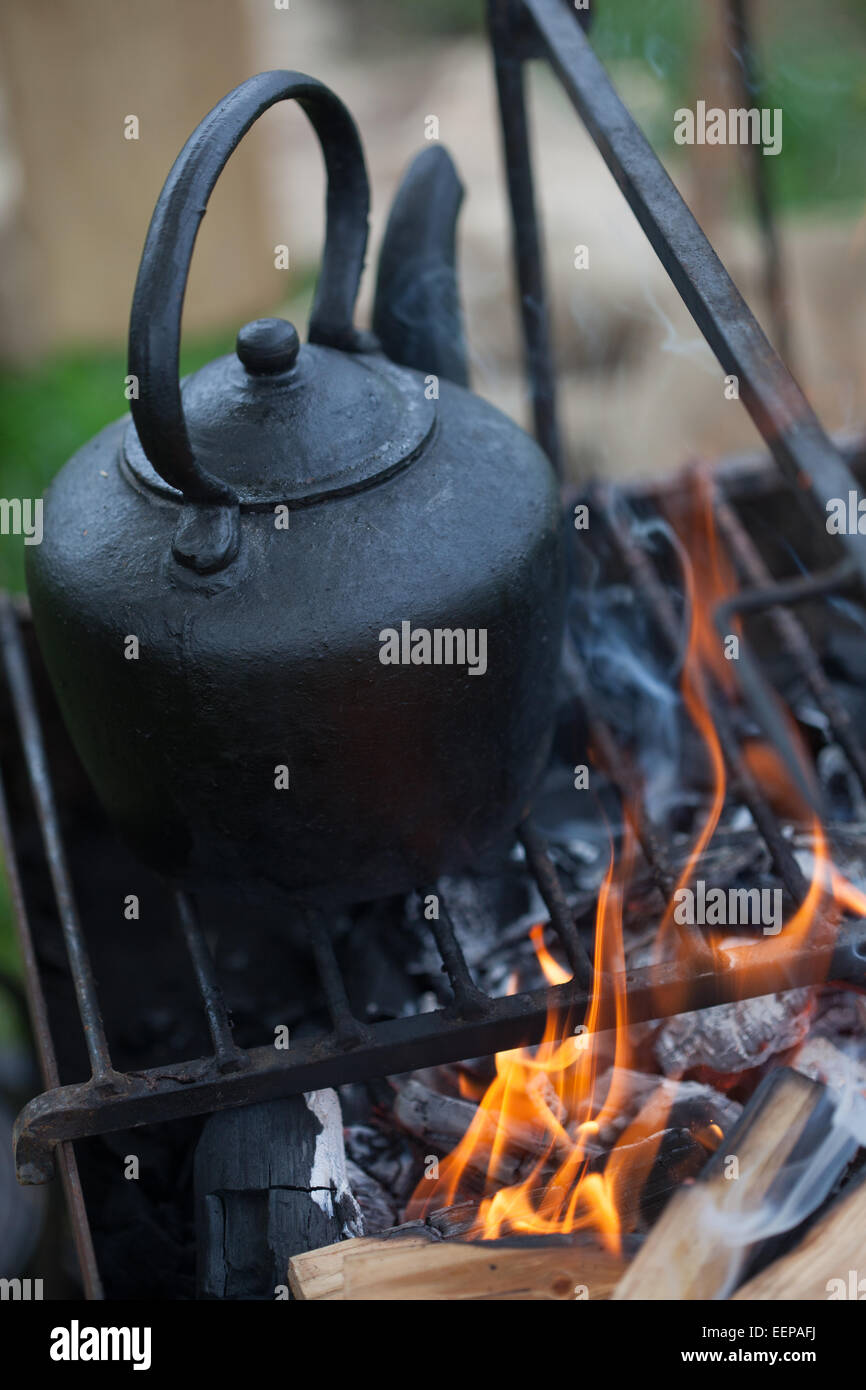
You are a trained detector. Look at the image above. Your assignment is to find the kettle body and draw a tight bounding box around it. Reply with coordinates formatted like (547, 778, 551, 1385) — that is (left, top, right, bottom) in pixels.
(26, 71, 565, 907)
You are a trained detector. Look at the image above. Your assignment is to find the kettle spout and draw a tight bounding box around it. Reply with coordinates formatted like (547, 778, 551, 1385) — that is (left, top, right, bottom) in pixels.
(373, 146, 469, 388)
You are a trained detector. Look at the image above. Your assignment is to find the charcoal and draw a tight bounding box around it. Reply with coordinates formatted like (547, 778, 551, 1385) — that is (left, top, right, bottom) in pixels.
(654, 988, 814, 1077)
(811, 988, 866, 1041)
(817, 745, 866, 822)
(634, 1127, 710, 1227)
(345, 1160, 399, 1234)
(667, 1079, 742, 1136)
(344, 1123, 417, 1203)
(590, 1069, 741, 1146)
(427, 1200, 483, 1238)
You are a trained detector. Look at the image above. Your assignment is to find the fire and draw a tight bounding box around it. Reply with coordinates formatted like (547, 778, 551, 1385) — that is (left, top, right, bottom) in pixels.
(407, 835, 634, 1251)
(406, 469, 866, 1246)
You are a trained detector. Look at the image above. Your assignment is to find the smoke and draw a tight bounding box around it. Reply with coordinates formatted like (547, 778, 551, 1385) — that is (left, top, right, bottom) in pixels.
(567, 499, 689, 818)
(703, 1076, 863, 1300)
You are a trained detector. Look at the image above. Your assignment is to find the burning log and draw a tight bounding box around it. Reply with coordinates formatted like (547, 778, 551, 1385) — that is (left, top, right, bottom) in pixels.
(732, 1167, 866, 1300)
(611, 1067, 855, 1301)
(393, 1077, 530, 1182)
(654, 988, 814, 1078)
(289, 1228, 627, 1301)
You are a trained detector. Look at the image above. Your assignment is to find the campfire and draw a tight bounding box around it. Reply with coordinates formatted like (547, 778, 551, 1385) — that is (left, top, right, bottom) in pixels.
(284, 469, 866, 1300)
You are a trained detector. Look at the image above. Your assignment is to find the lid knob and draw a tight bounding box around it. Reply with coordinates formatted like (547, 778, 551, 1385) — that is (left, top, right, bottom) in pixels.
(236, 318, 300, 375)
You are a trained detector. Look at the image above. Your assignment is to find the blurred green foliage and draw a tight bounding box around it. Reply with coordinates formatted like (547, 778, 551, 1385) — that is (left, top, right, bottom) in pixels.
(0, 333, 237, 594)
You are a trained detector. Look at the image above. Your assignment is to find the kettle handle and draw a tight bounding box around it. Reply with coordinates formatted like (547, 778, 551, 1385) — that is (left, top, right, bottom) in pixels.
(127, 70, 370, 572)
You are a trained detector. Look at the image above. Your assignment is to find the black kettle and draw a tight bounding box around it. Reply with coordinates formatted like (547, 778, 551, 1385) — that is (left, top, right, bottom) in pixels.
(26, 71, 565, 907)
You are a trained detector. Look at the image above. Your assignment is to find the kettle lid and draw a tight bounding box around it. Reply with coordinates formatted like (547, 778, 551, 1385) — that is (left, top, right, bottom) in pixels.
(123, 317, 435, 507)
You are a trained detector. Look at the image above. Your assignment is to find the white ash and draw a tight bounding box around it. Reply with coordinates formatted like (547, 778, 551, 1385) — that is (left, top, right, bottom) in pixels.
(304, 1089, 364, 1238)
(793, 1036, 866, 1099)
(654, 988, 815, 1077)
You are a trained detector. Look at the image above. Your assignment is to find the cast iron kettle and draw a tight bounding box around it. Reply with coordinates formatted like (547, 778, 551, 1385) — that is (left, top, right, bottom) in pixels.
(27, 72, 565, 908)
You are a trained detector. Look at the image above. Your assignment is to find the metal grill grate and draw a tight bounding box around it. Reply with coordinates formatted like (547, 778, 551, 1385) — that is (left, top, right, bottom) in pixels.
(3, 0, 866, 1253)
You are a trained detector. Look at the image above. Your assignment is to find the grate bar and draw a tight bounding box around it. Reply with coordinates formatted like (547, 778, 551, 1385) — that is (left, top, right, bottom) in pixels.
(597, 491, 808, 903)
(306, 908, 371, 1048)
(564, 630, 717, 966)
(712, 559, 858, 816)
(714, 494, 866, 796)
(15, 915, 866, 1184)
(520, 820, 594, 986)
(565, 637, 677, 900)
(0, 598, 117, 1089)
(0, 753, 103, 1296)
(425, 885, 491, 1017)
(174, 890, 248, 1074)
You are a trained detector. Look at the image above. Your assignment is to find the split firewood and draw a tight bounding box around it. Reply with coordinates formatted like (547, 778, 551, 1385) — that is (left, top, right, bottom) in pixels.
(288, 1190, 559, 1297)
(341, 1233, 626, 1300)
(732, 1167, 866, 1300)
(612, 1067, 855, 1301)
(289, 1227, 435, 1301)
(291, 1229, 626, 1301)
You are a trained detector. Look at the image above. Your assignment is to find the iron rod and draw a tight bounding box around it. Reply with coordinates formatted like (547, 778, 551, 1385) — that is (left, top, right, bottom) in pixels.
(0, 598, 116, 1087)
(0, 759, 103, 1296)
(488, 0, 562, 471)
(596, 490, 808, 902)
(714, 495, 866, 797)
(519, 820, 594, 985)
(425, 885, 491, 1017)
(725, 0, 791, 361)
(306, 908, 370, 1048)
(16, 915, 865, 1184)
(174, 890, 248, 1073)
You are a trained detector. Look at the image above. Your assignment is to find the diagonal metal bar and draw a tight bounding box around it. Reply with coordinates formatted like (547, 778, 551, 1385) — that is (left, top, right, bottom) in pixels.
(523, 0, 866, 585)
(714, 559, 858, 816)
(305, 907, 372, 1049)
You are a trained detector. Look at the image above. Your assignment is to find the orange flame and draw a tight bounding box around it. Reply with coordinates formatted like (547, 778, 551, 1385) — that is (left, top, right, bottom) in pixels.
(407, 832, 635, 1251)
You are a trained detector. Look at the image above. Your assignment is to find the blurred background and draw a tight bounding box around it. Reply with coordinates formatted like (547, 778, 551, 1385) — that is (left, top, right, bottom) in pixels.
(0, 0, 865, 1012)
